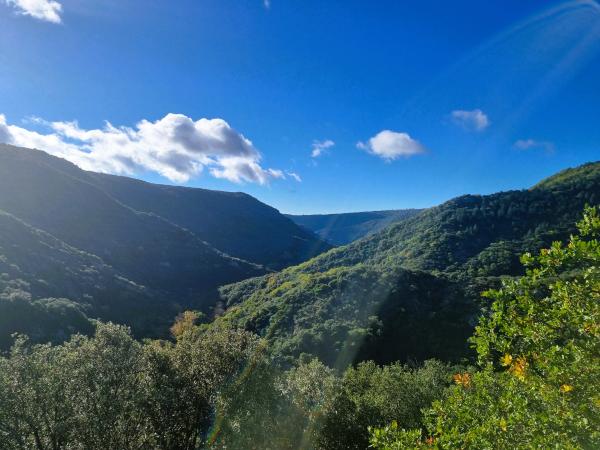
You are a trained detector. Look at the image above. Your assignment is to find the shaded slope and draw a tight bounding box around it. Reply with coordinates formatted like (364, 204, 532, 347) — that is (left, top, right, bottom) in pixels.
(217, 161, 600, 367)
(0, 145, 264, 300)
(87, 172, 331, 269)
(0, 209, 175, 347)
(286, 209, 422, 245)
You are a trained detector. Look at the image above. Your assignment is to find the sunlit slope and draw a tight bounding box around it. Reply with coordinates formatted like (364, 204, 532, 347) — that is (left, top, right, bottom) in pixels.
(218, 161, 600, 367)
(286, 209, 422, 245)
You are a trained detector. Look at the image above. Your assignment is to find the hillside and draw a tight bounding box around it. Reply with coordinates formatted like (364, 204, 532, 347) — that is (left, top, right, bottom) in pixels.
(88, 172, 331, 269)
(0, 145, 265, 301)
(217, 161, 600, 367)
(0, 209, 173, 347)
(1, 144, 327, 345)
(286, 209, 422, 245)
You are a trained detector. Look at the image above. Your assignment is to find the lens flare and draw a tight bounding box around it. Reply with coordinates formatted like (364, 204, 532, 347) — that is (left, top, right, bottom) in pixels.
(207, 4, 600, 448)
(398, 0, 600, 138)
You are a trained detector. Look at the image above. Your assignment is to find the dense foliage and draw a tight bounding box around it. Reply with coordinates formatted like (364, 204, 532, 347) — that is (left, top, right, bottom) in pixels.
(0, 320, 457, 449)
(315, 360, 454, 450)
(0, 323, 259, 449)
(218, 265, 474, 367)
(287, 209, 422, 245)
(218, 162, 600, 366)
(370, 207, 600, 449)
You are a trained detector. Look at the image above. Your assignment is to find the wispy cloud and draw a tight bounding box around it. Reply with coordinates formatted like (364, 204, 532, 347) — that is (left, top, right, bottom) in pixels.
(514, 139, 555, 153)
(4, 0, 62, 23)
(263, 0, 271, 10)
(286, 171, 302, 182)
(0, 113, 286, 185)
(311, 139, 335, 158)
(357, 130, 426, 161)
(450, 109, 490, 132)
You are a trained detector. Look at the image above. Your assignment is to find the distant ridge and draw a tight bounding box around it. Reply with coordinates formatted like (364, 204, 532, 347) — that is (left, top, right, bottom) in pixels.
(286, 209, 422, 245)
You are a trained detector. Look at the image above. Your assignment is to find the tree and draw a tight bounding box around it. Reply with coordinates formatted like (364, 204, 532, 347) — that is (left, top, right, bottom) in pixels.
(142, 324, 259, 449)
(318, 360, 453, 450)
(0, 321, 261, 449)
(0, 323, 146, 449)
(370, 207, 600, 449)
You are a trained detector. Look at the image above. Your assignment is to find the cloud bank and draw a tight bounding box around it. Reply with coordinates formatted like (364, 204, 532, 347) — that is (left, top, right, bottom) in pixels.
(450, 109, 490, 131)
(357, 130, 426, 161)
(4, 0, 62, 23)
(0, 113, 287, 185)
(311, 139, 335, 158)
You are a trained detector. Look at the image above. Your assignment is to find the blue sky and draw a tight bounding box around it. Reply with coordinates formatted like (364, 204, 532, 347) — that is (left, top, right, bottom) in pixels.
(1, 0, 599, 214)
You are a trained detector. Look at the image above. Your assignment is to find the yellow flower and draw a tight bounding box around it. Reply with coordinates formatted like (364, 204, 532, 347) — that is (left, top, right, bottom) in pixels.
(509, 357, 527, 380)
(500, 354, 513, 367)
(453, 372, 472, 388)
(560, 384, 574, 393)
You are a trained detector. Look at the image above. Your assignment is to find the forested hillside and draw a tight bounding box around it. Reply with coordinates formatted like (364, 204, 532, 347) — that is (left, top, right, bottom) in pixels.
(0, 209, 179, 347)
(88, 172, 331, 269)
(0, 156, 598, 449)
(370, 206, 600, 448)
(1, 208, 596, 449)
(0, 144, 328, 345)
(287, 209, 422, 245)
(218, 162, 600, 367)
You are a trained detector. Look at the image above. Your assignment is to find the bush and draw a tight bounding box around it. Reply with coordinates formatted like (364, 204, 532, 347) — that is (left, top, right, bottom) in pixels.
(370, 207, 600, 449)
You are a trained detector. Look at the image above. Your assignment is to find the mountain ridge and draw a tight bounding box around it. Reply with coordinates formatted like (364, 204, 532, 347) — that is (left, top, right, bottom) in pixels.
(286, 209, 423, 245)
(87, 171, 331, 269)
(216, 160, 600, 366)
(0, 144, 330, 343)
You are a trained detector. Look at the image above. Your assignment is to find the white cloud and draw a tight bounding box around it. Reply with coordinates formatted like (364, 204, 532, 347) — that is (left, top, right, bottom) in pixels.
(0, 115, 12, 143)
(357, 130, 426, 161)
(286, 171, 302, 182)
(4, 0, 62, 23)
(514, 139, 555, 153)
(310, 139, 334, 158)
(0, 113, 285, 185)
(210, 158, 283, 185)
(450, 109, 490, 131)
(263, 0, 271, 9)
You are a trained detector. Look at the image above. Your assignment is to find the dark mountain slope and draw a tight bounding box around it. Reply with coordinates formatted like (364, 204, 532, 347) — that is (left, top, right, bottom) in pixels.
(0, 209, 176, 348)
(0, 209, 148, 304)
(286, 209, 422, 245)
(87, 172, 331, 269)
(0, 144, 264, 306)
(217, 161, 600, 367)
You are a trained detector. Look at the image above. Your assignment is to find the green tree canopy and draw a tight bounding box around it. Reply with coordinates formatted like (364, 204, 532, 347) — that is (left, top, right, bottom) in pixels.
(370, 206, 600, 449)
